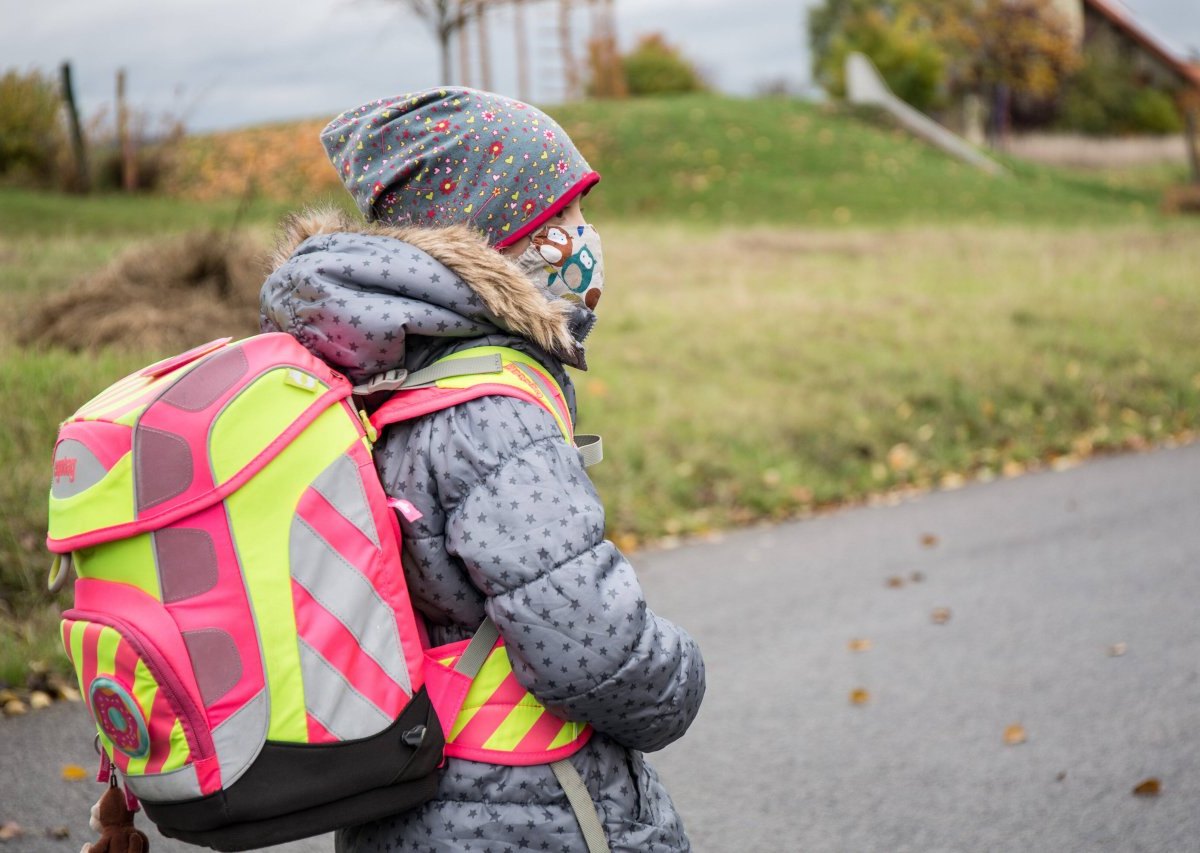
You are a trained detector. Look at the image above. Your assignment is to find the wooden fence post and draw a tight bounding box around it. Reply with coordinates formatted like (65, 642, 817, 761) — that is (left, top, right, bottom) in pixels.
(59, 61, 89, 193)
(116, 69, 139, 192)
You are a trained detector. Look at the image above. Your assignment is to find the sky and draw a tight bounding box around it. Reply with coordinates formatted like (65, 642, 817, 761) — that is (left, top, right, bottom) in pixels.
(2, 0, 1198, 132)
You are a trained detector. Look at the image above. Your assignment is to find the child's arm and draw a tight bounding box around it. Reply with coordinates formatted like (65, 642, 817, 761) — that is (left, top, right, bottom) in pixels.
(422, 395, 707, 752)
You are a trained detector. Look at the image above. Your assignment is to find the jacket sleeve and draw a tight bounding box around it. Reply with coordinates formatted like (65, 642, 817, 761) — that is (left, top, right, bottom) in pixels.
(419, 393, 706, 753)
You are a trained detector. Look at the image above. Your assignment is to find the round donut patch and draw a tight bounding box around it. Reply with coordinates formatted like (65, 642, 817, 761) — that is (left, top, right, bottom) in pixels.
(90, 677, 150, 759)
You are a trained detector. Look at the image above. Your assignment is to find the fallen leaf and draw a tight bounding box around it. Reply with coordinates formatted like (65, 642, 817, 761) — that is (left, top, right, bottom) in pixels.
(849, 688, 871, 706)
(61, 764, 89, 782)
(1001, 460, 1025, 478)
(939, 472, 966, 490)
(848, 638, 873, 653)
(885, 576, 905, 589)
(790, 486, 814, 504)
(0, 822, 23, 842)
(931, 607, 952, 624)
(1133, 778, 1161, 797)
(910, 571, 926, 583)
(2, 699, 27, 717)
(1004, 724, 1027, 745)
(613, 533, 639, 554)
(920, 533, 939, 548)
(1055, 771, 1067, 782)
(1108, 642, 1127, 657)
(44, 826, 70, 839)
(29, 690, 52, 710)
(887, 443, 916, 472)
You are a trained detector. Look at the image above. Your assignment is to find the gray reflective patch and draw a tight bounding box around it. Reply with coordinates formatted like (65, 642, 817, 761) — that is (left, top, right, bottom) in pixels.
(182, 628, 242, 706)
(298, 639, 391, 740)
(123, 763, 202, 803)
(289, 518, 411, 695)
(155, 527, 219, 603)
(134, 426, 193, 512)
(51, 439, 110, 499)
(311, 453, 380, 549)
(160, 347, 249, 412)
(212, 689, 268, 789)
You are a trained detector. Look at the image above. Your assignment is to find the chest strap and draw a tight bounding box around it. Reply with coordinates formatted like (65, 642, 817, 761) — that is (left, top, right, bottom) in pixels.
(363, 347, 602, 467)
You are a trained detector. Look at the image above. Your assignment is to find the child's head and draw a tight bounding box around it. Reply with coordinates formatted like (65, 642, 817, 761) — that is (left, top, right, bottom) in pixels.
(322, 87, 605, 311)
(321, 87, 599, 250)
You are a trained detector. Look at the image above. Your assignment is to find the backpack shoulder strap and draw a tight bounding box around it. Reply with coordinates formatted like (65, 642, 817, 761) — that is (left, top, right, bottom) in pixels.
(366, 347, 602, 467)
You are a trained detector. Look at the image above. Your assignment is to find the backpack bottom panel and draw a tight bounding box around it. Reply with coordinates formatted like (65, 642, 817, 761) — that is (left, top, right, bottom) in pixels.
(155, 772, 439, 852)
(143, 687, 442, 850)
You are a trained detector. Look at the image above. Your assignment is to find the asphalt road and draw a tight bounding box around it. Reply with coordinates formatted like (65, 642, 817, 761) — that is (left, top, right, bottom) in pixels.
(3, 443, 1199, 853)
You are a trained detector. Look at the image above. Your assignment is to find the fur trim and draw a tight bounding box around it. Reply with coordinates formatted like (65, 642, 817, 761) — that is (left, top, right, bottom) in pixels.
(272, 207, 578, 359)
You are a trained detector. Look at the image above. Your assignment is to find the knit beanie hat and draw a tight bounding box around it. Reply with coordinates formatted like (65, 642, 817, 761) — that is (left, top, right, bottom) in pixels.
(321, 87, 600, 248)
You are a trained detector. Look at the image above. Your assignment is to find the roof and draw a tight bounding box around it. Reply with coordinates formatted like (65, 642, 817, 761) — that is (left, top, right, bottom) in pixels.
(1085, 0, 1200, 89)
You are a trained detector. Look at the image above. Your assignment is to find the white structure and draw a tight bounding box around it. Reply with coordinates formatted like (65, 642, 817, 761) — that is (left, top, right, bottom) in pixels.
(844, 52, 1008, 177)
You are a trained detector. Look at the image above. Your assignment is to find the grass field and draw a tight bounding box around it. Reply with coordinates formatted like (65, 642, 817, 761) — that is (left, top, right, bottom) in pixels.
(165, 96, 1188, 226)
(2, 93, 1198, 683)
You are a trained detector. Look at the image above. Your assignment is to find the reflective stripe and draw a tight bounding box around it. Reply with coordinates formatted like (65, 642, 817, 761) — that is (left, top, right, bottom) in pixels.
(432, 631, 592, 763)
(123, 760, 202, 802)
(298, 639, 391, 740)
(506, 363, 573, 442)
(290, 517, 410, 696)
(310, 453, 380, 549)
(211, 689, 268, 789)
(481, 703, 544, 751)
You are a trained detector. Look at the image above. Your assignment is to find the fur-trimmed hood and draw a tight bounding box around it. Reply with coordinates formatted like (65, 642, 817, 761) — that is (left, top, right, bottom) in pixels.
(259, 208, 594, 383)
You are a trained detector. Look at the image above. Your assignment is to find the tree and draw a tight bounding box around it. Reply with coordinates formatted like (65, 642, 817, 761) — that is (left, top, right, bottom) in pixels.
(616, 34, 706, 97)
(1056, 37, 1184, 135)
(386, 0, 469, 84)
(806, 0, 1078, 121)
(0, 68, 65, 185)
(813, 4, 947, 110)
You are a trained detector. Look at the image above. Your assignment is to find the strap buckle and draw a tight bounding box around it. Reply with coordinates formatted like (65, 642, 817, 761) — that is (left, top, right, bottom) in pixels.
(352, 368, 409, 396)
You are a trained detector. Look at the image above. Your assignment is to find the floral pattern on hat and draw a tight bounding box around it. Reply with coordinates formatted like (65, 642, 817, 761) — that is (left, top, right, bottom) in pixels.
(321, 87, 600, 248)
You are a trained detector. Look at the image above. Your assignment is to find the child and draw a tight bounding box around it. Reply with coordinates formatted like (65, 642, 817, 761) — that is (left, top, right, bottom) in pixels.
(260, 88, 706, 852)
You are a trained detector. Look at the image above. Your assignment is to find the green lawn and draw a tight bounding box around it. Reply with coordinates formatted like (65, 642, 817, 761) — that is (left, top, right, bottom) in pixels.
(553, 96, 1182, 227)
(1, 94, 1198, 683)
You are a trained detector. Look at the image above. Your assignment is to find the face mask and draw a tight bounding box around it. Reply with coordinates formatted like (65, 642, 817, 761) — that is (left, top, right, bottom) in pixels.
(515, 223, 604, 311)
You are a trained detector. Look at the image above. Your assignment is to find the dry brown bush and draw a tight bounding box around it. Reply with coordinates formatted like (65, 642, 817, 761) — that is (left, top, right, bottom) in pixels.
(20, 231, 267, 354)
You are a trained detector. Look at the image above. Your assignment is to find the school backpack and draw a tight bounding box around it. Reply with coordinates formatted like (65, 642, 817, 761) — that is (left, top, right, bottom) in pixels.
(46, 333, 606, 852)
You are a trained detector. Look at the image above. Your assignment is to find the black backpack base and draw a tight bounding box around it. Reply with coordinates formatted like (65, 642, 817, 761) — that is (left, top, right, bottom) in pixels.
(145, 689, 444, 852)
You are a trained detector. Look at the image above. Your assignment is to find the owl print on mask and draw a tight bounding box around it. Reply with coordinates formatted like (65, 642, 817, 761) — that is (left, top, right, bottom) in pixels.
(517, 223, 605, 311)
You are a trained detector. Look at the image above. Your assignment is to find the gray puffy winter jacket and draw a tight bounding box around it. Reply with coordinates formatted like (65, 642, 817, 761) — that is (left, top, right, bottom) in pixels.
(260, 209, 706, 852)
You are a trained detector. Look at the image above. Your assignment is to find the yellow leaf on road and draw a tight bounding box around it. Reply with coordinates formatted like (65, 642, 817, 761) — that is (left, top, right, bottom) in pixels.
(1133, 778, 1161, 797)
(848, 638, 873, 653)
(1004, 724, 1027, 745)
(931, 607, 952, 624)
(850, 688, 871, 706)
(61, 764, 89, 782)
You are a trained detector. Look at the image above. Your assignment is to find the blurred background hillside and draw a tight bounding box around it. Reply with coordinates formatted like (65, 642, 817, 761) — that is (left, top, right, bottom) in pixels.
(1, 0, 1199, 688)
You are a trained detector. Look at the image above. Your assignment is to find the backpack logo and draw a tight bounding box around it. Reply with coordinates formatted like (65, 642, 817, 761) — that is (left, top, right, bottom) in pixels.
(54, 457, 78, 484)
